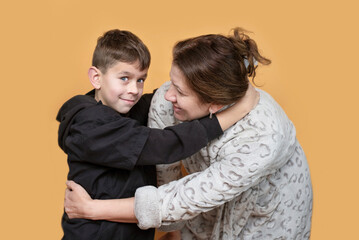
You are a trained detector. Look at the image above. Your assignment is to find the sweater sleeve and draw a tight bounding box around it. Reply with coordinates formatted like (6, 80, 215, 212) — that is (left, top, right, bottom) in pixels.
(134, 135, 279, 229)
(134, 119, 298, 229)
(134, 88, 299, 229)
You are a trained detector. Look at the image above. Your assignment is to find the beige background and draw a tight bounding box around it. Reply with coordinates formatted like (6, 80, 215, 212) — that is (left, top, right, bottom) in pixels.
(0, 0, 358, 239)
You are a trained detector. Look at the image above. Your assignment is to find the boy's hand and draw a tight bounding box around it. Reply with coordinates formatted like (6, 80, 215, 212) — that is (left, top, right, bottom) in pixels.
(64, 180, 93, 219)
(216, 84, 259, 131)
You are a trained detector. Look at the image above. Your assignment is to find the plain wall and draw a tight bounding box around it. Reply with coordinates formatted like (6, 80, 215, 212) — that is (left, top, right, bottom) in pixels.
(0, 0, 358, 239)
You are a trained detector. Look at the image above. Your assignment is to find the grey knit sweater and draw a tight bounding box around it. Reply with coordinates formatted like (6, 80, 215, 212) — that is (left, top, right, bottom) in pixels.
(134, 82, 313, 240)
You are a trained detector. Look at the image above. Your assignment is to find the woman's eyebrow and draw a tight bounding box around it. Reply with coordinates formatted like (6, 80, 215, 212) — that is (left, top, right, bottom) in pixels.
(171, 81, 182, 92)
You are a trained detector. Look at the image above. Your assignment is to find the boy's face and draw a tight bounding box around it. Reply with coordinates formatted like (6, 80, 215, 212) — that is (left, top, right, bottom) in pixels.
(96, 61, 147, 114)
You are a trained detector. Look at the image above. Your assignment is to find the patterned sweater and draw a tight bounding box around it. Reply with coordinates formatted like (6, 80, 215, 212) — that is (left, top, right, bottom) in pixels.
(134, 82, 313, 240)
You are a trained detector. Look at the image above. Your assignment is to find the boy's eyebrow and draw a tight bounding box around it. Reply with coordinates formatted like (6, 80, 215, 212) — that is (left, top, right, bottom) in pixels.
(118, 71, 133, 76)
(118, 71, 147, 78)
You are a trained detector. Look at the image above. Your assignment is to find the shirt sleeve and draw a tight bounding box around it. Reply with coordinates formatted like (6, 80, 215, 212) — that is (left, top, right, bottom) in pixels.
(137, 80, 222, 167)
(137, 116, 222, 165)
(65, 102, 223, 170)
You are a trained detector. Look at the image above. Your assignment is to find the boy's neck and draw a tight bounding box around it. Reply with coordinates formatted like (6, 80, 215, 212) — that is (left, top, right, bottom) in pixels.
(94, 89, 101, 102)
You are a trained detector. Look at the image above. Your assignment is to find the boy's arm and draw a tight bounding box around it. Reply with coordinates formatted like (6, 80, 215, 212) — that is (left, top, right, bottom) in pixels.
(66, 104, 222, 170)
(137, 83, 259, 165)
(64, 84, 257, 170)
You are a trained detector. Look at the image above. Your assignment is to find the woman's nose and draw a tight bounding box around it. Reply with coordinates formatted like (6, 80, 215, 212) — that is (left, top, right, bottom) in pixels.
(165, 86, 176, 102)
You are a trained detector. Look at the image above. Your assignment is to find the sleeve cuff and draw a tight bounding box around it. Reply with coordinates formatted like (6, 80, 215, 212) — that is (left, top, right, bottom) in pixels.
(158, 220, 185, 232)
(198, 114, 223, 141)
(134, 186, 162, 229)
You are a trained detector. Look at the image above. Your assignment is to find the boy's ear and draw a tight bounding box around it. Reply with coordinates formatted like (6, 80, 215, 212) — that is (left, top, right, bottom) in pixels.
(209, 103, 224, 115)
(88, 67, 101, 89)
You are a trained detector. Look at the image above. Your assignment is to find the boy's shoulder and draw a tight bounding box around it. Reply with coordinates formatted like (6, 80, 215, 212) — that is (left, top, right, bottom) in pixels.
(57, 93, 121, 152)
(56, 94, 97, 122)
(58, 94, 122, 124)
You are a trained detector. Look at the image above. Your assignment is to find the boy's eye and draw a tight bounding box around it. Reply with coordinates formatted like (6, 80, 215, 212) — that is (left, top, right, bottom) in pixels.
(137, 79, 145, 83)
(120, 77, 129, 81)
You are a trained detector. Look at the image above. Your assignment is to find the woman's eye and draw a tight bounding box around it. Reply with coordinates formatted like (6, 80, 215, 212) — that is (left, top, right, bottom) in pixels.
(120, 77, 129, 81)
(177, 89, 185, 96)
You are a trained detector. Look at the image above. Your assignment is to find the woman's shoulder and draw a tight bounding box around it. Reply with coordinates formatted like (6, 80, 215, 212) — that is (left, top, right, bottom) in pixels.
(247, 89, 292, 126)
(150, 82, 171, 107)
(221, 88, 296, 147)
(255, 89, 287, 115)
(214, 89, 294, 142)
(148, 81, 178, 128)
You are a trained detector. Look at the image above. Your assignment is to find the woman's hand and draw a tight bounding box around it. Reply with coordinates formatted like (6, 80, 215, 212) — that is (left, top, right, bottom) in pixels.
(64, 180, 94, 219)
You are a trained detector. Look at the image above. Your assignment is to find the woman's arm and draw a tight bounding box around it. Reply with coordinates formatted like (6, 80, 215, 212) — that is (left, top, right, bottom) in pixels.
(64, 132, 279, 226)
(65, 181, 137, 223)
(64, 85, 260, 223)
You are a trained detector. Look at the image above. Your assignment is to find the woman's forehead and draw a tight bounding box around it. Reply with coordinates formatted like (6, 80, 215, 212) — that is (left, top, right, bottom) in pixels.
(170, 66, 186, 87)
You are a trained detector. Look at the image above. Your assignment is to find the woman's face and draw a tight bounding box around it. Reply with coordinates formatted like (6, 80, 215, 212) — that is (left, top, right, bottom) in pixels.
(165, 64, 211, 121)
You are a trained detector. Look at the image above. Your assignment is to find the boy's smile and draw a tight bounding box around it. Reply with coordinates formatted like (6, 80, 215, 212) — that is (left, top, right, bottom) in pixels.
(94, 61, 147, 114)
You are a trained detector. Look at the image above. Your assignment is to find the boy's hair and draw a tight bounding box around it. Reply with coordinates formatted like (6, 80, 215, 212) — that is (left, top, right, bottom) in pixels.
(92, 29, 151, 73)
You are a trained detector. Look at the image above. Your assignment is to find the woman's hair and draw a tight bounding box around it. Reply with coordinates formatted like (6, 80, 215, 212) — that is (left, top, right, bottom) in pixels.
(172, 27, 271, 105)
(92, 29, 150, 73)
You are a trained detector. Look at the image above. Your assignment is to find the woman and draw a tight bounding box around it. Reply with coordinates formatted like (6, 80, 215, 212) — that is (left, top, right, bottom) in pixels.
(65, 28, 313, 239)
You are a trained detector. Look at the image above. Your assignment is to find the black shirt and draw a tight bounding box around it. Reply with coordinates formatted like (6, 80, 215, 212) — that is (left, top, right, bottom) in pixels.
(56, 90, 223, 240)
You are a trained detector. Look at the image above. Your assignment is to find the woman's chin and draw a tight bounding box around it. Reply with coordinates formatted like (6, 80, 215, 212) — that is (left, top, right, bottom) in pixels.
(174, 112, 187, 122)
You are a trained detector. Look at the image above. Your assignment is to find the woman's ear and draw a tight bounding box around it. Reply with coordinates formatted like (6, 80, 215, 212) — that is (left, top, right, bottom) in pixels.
(209, 103, 224, 115)
(88, 67, 101, 89)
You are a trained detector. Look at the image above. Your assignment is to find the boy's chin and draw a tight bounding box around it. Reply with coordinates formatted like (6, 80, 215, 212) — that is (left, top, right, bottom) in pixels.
(115, 106, 132, 114)
(114, 100, 140, 114)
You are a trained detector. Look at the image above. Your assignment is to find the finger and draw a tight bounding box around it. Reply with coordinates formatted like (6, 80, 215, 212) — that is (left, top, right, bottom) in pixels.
(64, 188, 74, 203)
(64, 207, 72, 217)
(64, 190, 69, 204)
(66, 180, 76, 190)
(65, 188, 70, 199)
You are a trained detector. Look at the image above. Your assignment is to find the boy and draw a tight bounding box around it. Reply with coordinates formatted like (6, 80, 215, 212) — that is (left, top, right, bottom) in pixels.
(57, 29, 230, 240)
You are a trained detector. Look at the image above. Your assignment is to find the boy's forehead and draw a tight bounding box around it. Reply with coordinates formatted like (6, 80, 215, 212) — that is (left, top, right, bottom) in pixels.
(108, 60, 148, 75)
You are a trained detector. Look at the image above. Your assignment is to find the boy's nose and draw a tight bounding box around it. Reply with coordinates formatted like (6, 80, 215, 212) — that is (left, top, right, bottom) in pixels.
(128, 81, 139, 95)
